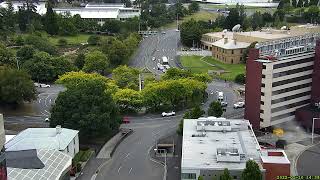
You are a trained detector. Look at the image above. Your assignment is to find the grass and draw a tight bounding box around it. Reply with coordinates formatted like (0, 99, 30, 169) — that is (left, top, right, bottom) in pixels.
(48, 34, 92, 46)
(180, 55, 245, 81)
(163, 11, 219, 29)
(73, 150, 93, 163)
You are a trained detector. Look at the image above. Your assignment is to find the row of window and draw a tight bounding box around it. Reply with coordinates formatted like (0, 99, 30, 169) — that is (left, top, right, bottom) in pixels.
(271, 111, 295, 121)
(271, 99, 310, 113)
(273, 57, 314, 69)
(272, 82, 312, 95)
(271, 91, 311, 105)
(181, 173, 196, 179)
(273, 65, 313, 78)
(272, 74, 312, 87)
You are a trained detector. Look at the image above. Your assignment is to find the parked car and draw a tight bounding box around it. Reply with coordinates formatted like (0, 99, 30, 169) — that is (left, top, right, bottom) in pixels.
(122, 117, 130, 124)
(152, 57, 156, 61)
(40, 84, 50, 88)
(34, 83, 41, 87)
(162, 111, 175, 117)
(161, 31, 166, 34)
(217, 91, 224, 101)
(233, 101, 245, 109)
(45, 118, 50, 122)
(220, 101, 228, 107)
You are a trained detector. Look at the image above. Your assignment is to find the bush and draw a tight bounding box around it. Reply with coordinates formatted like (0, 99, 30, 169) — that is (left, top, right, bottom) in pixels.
(87, 35, 101, 45)
(15, 35, 24, 46)
(58, 38, 68, 47)
(235, 73, 246, 84)
(208, 101, 223, 117)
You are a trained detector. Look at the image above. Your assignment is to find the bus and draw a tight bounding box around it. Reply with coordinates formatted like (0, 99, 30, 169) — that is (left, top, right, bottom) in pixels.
(161, 56, 169, 65)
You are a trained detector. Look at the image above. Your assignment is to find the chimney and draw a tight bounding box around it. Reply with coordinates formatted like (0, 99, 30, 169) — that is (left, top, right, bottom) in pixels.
(56, 125, 62, 135)
(222, 34, 225, 38)
(234, 38, 237, 45)
(224, 37, 228, 44)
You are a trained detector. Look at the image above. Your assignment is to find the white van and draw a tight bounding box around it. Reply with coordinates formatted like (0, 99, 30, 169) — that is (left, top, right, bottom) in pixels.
(217, 91, 224, 100)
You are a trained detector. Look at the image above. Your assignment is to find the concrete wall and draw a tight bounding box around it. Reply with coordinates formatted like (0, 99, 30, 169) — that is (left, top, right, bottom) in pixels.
(244, 48, 262, 129)
(0, 115, 5, 148)
(311, 40, 320, 104)
(62, 134, 79, 158)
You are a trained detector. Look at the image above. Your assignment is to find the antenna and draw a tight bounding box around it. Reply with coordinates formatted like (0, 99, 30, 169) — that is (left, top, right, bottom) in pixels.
(232, 24, 241, 32)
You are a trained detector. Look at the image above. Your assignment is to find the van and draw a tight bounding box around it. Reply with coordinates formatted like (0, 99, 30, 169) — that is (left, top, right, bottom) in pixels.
(218, 91, 224, 100)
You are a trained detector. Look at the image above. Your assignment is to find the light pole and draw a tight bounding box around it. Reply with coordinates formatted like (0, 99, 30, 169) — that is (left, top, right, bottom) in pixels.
(154, 148, 167, 180)
(312, 117, 320, 144)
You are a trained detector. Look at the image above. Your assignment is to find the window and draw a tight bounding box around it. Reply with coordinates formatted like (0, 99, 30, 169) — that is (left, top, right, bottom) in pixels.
(262, 74, 266, 78)
(261, 92, 265, 96)
(260, 109, 264, 113)
(271, 91, 311, 104)
(67, 146, 69, 153)
(74, 138, 76, 145)
(272, 74, 312, 87)
(181, 173, 196, 179)
(261, 83, 265, 87)
(262, 65, 266, 69)
(261, 101, 264, 105)
(260, 118, 264, 122)
(273, 57, 314, 69)
(273, 66, 314, 78)
(231, 50, 234, 54)
(231, 59, 233, 64)
(272, 82, 312, 95)
(271, 112, 295, 121)
(271, 99, 310, 113)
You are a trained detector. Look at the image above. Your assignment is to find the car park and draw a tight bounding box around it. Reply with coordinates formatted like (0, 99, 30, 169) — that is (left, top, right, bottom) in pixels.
(233, 101, 245, 109)
(162, 111, 175, 117)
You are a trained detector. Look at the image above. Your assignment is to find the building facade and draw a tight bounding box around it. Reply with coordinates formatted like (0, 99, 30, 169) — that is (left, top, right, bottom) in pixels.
(245, 33, 320, 129)
(0, 114, 7, 180)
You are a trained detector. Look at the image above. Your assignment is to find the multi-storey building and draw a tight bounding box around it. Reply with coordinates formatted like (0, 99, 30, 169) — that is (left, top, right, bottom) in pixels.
(245, 33, 320, 129)
(0, 114, 7, 180)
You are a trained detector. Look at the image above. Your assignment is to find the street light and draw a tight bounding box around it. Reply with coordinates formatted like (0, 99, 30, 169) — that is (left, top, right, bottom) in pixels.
(154, 148, 167, 180)
(312, 117, 320, 144)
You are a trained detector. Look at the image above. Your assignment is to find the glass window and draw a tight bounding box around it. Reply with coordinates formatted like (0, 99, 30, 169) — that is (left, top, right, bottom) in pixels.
(273, 66, 313, 78)
(272, 74, 312, 87)
(271, 91, 311, 104)
(181, 173, 196, 179)
(273, 57, 314, 69)
(272, 83, 312, 95)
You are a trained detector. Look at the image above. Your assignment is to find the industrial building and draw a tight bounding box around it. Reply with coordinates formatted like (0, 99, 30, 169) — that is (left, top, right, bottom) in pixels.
(181, 117, 290, 180)
(245, 33, 320, 129)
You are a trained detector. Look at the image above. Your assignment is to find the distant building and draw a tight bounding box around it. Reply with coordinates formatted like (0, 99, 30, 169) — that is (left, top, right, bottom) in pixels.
(181, 117, 290, 180)
(0, 114, 7, 180)
(201, 25, 320, 64)
(5, 126, 79, 158)
(245, 33, 320, 129)
(191, 0, 279, 7)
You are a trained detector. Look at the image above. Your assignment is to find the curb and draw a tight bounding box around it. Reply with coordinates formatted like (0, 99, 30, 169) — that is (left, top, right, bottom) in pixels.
(293, 141, 320, 176)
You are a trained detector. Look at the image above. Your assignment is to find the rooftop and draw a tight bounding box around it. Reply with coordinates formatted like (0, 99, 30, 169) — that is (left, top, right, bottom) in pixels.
(7, 149, 72, 180)
(211, 38, 250, 49)
(5, 127, 78, 152)
(261, 150, 290, 164)
(235, 30, 291, 40)
(182, 117, 262, 170)
(203, 31, 234, 39)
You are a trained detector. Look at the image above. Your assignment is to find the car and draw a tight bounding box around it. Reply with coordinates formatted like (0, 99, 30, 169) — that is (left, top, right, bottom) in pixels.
(220, 101, 228, 107)
(152, 57, 156, 61)
(175, 29, 180, 32)
(233, 101, 245, 109)
(45, 118, 50, 122)
(143, 35, 148, 38)
(217, 91, 224, 100)
(40, 84, 50, 88)
(162, 111, 175, 117)
(161, 31, 166, 34)
(122, 117, 130, 124)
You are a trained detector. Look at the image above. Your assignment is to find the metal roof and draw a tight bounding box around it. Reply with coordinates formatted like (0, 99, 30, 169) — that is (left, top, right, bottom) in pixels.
(7, 149, 72, 180)
(5, 128, 78, 152)
(181, 117, 262, 170)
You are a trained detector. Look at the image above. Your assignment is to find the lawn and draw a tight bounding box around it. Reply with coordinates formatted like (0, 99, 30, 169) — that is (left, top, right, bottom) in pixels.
(164, 11, 219, 29)
(180, 55, 245, 81)
(48, 34, 92, 46)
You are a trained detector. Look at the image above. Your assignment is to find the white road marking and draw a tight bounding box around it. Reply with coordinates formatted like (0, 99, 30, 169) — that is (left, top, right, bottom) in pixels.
(125, 153, 130, 159)
(118, 166, 122, 173)
(38, 99, 41, 103)
(129, 168, 132, 174)
(44, 110, 50, 115)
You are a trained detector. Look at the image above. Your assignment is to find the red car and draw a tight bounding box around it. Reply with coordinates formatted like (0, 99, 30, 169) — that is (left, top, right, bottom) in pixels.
(122, 117, 130, 124)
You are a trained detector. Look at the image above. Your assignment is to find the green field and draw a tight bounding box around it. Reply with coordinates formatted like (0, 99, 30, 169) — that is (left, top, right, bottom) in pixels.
(164, 11, 219, 29)
(180, 55, 245, 81)
(48, 34, 92, 46)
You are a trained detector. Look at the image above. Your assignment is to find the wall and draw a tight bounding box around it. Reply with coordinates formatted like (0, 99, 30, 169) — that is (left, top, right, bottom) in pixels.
(212, 46, 244, 64)
(244, 48, 262, 129)
(262, 163, 290, 180)
(311, 40, 320, 103)
(62, 134, 79, 158)
(199, 169, 243, 180)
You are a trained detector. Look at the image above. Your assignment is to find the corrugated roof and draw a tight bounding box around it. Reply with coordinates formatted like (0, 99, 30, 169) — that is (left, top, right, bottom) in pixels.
(5, 128, 78, 152)
(212, 38, 250, 49)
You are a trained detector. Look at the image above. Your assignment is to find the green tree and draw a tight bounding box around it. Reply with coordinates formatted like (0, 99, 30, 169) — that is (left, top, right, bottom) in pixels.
(304, 6, 319, 23)
(220, 168, 233, 180)
(106, 39, 129, 66)
(0, 68, 36, 104)
(0, 43, 16, 67)
(225, 8, 240, 30)
(44, 1, 59, 35)
(241, 41, 257, 63)
(198, 176, 204, 180)
(83, 51, 109, 74)
(188, 2, 199, 13)
(112, 65, 139, 89)
(251, 11, 264, 30)
(58, 16, 78, 36)
(180, 19, 203, 47)
(113, 88, 143, 112)
(208, 101, 223, 117)
(50, 79, 121, 140)
(304, 0, 309, 7)
(235, 73, 245, 84)
(74, 53, 85, 70)
(297, 0, 304, 7)
(101, 19, 122, 33)
(58, 38, 68, 47)
(16, 45, 35, 64)
(24, 35, 57, 55)
(241, 160, 262, 180)
(292, 0, 297, 7)
(87, 35, 101, 45)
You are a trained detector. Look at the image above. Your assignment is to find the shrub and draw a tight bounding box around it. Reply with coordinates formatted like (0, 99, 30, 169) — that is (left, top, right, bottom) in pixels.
(235, 73, 246, 84)
(58, 38, 68, 47)
(87, 35, 101, 45)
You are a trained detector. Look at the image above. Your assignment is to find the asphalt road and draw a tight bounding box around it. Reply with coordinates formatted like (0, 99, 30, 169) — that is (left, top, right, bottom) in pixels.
(297, 143, 320, 176)
(96, 115, 182, 180)
(129, 29, 180, 76)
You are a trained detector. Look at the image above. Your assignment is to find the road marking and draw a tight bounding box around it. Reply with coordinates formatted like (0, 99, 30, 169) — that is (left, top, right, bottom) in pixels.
(118, 166, 122, 173)
(38, 99, 41, 103)
(44, 110, 50, 115)
(49, 99, 52, 103)
(125, 153, 130, 158)
(129, 168, 132, 174)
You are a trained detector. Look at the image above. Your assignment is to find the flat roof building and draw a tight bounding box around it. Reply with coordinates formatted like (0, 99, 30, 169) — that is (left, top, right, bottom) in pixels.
(181, 117, 290, 180)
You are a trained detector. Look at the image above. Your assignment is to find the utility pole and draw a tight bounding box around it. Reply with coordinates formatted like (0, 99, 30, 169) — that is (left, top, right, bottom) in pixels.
(139, 73, 142, 91)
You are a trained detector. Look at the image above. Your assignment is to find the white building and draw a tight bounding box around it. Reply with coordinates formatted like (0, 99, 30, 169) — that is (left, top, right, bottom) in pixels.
(192, 0, 279, 7)
(5, 126, 79, 158)
(0, 1, 47, 15)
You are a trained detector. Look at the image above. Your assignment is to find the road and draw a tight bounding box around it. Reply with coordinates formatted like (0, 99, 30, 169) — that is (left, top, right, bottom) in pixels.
(129, 29, 180, 76)
(96, 115, 182, 180)
(297, 143, 320, 175)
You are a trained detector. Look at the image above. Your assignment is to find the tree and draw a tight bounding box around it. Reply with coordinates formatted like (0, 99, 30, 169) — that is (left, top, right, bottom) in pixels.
(106, 39, 129, 66)
(304, 0, 309, 7)
(241, 160, 262, 180)
(177, 105, 205, 135)
(251, 11, 264, 30)
(113, 88, 143, 112)
(101, 19, 122, 33)
(198, 176, 204, 180)
(225, 8, 240, 30)
(112, 65, 139, 89)
(292, 0, 297, 7)
(0, 43, 16, 67)
(50, 79, 121, 140)
(44, 1, 59, 35)
(208, 101, 223, 117)
(188, 2, 199, 14)
(241, 41, 257, 63)
(304, 6, 320, 23)
(16, 45, 36, 64)
(235, 73, 245, 84)
(83, 51, 109, 74)
(87, 35, 101, 45)
(58, 38, 68, 47)
(297, 0, 304, 7)
(0, 68, 36, 104)
(180, 19, 203, 47)
(24, 35, 57, 55)
(58, 16, 78, 36)
(74, 53, 85, 70)
(220, 168, 233, 180)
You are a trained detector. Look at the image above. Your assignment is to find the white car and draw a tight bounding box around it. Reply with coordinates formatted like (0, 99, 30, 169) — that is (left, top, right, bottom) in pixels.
(175, 29, 180, 32)
(161, 31, 166, 34)
(162, 111, 176, 117)
(152, 57, 156, 61)
(45, 118, 50, 122)
(234, 102, 245, 109)
(34, 83, 41, 87)
(40, 84, 50, 88)
(220, 101, 228, 107)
